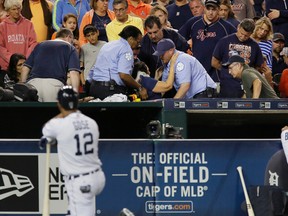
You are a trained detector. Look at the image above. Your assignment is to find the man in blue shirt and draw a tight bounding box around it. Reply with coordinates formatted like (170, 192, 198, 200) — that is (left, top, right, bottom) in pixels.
(88, 25, 148, 100)
(154, 38, 217, 99)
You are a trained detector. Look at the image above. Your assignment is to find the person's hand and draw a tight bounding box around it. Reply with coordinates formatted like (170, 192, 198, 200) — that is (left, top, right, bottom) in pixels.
(39, 136, 57, 150)
(138, 87, 148, 100)
(268, 9, 280, 20)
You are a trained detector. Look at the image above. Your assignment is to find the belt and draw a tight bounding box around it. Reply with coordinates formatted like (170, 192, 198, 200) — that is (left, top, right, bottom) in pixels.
(193, 87, 216, 98)
(67, 168, 100, 180)
(92, 80, 116, 87)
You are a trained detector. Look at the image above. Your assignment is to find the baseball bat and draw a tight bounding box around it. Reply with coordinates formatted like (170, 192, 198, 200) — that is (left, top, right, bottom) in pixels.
(237, 166, 255, 216)
(42, 142, 51, 216)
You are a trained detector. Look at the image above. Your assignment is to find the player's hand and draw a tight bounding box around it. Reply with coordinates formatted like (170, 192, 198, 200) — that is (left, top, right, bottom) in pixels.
(282, 126, 288, 132)
(268, 9, 280, 20)
(39, 136, 57, 150)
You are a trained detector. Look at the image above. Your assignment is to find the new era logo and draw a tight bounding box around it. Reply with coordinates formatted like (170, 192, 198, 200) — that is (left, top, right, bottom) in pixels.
(0, 168, 34, 200)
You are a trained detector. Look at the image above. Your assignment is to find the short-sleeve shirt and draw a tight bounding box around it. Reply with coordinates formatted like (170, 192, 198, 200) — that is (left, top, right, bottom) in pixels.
(178, 16, 236, 76)
(42, 111, 102, 176)
(139, 75, 161, 100)
(88, 38, 134, 86)
(242, 65, 279, 98)
(166, 3, 193, 30)
(24, 39, 80, 84)
(213, 33, 264, 97)
(162, 51, 216, 99)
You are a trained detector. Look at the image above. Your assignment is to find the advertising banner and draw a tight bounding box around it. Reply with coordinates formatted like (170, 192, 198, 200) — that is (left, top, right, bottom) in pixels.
(0, 139, 283, 215)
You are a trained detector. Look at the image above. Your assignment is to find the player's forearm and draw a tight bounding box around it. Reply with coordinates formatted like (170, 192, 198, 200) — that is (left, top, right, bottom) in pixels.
(174, 83, 190, 99)
(119, 73, 141, 89)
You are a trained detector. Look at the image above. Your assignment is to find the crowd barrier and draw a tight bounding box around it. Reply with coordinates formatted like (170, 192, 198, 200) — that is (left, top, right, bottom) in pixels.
(0, 139, 283, 216)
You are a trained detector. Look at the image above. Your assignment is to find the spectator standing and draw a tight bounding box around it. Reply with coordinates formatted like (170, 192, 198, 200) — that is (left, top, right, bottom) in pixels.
(179, 0, 236, 82)
(231, 0, 255, 21)
(0, 0, 7, 22)
(52, 0, 90, 31)
(105, 0, 144, 41)
(272, 33, 287, 76)
(219, 0, 239, 28)
(189, 0, 205, 16)
(154, 38, 217, 99)
(138, 15, 189, 78)
(251, 16, 273, 70)
(166, 0, 193, 30)
(80, 25, 106, 90)
(151, 0, 171, 7)
(87, 25, 148, 100)
(150, 5, 173, 29)
(21, 0, 54, 42)
(266, 0, 288, 46)
(127, 0, 151, 20)
(0, 0, 37, 70)
(79, 0, 115, 45)
(212, 18, 264, 98)
(21, 28, 80, 102)
(223, 55, 278, 98)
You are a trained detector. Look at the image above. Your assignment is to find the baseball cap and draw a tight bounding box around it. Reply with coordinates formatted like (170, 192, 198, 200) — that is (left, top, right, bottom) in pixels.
(205, 0, 220, 7)
(273, 33, 285, 43)
(280, 47, 288, 56)
(153, 38, 175, 56)
(222, 55, 245, 67)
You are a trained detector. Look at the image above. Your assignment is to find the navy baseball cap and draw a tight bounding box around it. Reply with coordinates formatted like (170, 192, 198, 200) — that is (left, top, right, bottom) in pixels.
(153, 39, 175, 56)
(273, 33, 285, 43)
(205, 0, 220, 7)
(222, 55, 245, 67)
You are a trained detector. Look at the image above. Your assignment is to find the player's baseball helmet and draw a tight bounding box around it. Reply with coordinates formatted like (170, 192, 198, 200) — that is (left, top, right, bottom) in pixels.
(57, 86, 78, 110)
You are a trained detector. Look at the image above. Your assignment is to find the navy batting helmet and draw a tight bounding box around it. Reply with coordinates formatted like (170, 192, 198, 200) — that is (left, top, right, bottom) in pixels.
(57, 86, 78, 110)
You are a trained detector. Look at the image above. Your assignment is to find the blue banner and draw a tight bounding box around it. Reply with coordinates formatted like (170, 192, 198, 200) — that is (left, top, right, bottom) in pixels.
(0, 139, 283, 215)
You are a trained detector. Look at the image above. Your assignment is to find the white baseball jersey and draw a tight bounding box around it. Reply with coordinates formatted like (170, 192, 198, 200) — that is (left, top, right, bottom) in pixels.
(42, 111, 102, 176)
(281, 129, 288, 164)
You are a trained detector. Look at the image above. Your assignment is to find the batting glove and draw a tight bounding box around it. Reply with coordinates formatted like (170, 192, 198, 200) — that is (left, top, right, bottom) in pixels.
(39, 136, 57, 150)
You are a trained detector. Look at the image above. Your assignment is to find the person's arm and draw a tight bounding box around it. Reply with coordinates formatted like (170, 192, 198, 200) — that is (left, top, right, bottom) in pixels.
(119, 73, 148, 100)
(152, 52, 179, 93)
(173, 83, 190, 99)
(69, 70, 80, 92)
(52, 0, 62, 31)
(21, 65, 31, 83)
(211, 56, 222, 71)
(252, 79, 262, 98)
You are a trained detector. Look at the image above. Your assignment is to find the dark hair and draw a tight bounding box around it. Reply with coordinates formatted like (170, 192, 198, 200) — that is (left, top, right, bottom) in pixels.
(21, 0, 53, 39)
(83, 24, 98, 36)
(132, 61, 149, 78)
(118, 25, 142, 40)
(56, 28, 74, 38)
(144, 15, 162, 29)
(62, 13, 79, 40)
(113, 0, 128, 8)
(239, 18, 255, 33)
(7, 53, 26, 83)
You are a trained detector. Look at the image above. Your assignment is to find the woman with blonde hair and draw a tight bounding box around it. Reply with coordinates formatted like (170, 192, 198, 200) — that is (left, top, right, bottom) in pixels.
(251, 16, 274, 70)
(150, 5, 172, 29)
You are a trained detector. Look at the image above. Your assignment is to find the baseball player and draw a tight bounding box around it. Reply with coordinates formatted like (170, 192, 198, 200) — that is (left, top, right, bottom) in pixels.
(40, 85, 105, 216)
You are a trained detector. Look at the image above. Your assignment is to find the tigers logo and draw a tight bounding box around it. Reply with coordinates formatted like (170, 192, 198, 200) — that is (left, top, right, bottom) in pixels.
(0, 168, 34, 200)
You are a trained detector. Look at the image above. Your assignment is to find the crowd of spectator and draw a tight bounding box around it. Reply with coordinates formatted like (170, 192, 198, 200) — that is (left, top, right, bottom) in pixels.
(0, 0, 288, 101)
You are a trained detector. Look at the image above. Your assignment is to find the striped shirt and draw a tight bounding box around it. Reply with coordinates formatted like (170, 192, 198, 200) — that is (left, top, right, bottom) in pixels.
(258, 40, 273, 69)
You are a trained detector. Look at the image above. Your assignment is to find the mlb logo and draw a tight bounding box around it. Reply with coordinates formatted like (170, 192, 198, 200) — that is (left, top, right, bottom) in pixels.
(0, 156, 39, 212)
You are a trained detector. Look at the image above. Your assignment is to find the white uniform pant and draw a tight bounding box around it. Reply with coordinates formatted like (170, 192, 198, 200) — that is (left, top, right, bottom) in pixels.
(64, 170, 105, 216)
(28, 78, 64, 102)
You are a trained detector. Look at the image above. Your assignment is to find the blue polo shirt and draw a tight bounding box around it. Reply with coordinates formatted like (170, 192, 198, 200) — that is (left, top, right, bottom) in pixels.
(24, 39, 80, 84)
(162, 51, 216, 99)
(88, 38, 134, 86)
